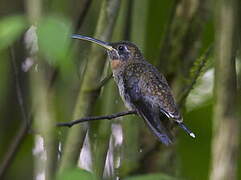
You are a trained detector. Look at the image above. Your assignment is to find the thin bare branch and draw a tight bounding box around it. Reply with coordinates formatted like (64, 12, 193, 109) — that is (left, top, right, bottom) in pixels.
(57, 110, 136, 127)
(0, 123, 29, 179)
(97, 73, 113, 90)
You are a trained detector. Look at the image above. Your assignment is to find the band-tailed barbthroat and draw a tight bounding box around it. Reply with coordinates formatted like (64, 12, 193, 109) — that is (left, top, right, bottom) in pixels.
(72, 34, 195, 145)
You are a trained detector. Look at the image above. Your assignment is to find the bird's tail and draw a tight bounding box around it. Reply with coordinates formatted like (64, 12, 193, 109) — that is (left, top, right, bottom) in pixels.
(143, 115, 173, 145)
(135, 103, 173, 145)
(176, 121, 195, 138)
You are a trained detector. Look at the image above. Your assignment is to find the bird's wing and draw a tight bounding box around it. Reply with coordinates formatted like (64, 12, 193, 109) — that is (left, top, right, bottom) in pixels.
(123, 62, 196, 139)
(149, 64, 181, 120)
(123, 65, 173, 145)
(125, 62, 182, 121)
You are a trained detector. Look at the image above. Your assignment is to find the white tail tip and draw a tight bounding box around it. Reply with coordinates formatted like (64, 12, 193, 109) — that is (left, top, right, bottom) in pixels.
(190, 133, 195, 138)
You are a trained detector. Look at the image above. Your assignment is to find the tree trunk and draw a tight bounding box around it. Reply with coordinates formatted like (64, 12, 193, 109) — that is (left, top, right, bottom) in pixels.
(210, 0, 239, 179)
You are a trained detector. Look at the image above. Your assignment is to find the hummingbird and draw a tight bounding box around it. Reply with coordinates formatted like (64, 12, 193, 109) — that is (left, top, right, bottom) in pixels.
(72, 34, 195, 145)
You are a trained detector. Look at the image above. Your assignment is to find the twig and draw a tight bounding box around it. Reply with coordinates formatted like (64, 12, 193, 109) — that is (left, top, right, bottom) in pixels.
(0, 123, 29, 179)
(57, 47, 212, 138)
(57, 110, 136, 127)
(97, 73, 113, 90)
(56, 73, 113, 128)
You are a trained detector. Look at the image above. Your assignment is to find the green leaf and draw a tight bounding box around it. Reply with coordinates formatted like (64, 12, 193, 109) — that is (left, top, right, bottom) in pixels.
(124, 173, 178, 180)
(56, 168, 97, 180)
(0, 15, 27, 50)
(37, 15, 72, 64)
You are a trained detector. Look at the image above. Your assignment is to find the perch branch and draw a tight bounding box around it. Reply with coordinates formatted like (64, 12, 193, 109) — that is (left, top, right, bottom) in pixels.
(59, 47, 213, 128)
(57, 110, 136, 127)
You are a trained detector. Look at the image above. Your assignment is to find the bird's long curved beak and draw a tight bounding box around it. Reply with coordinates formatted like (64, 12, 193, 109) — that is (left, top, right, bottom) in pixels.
(71, 34, 114, 51)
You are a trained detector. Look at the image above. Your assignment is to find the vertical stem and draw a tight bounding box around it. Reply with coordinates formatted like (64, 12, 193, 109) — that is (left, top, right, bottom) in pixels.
(58, 0, 120, 173)
(210, 0, 239, 179)
(25, 0, 58, 179)
(89, 80, 118, 179)
(31, 72, 58, 180)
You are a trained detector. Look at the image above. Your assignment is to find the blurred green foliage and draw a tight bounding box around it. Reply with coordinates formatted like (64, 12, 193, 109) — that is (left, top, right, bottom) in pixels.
(37, 15, 74, 75)
(0, 15, 27, 50)
(124, 173, 178, 180)
(37, 16, 72, 63)
(57, 168, 96, 180)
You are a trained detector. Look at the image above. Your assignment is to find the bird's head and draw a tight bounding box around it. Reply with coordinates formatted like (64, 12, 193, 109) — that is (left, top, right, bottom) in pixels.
(72, 34, 143, 69)
(107, 41, 142, 61)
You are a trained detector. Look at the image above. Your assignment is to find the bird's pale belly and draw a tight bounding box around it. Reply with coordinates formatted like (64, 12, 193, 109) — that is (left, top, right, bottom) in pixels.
(113, 73, 134, 110)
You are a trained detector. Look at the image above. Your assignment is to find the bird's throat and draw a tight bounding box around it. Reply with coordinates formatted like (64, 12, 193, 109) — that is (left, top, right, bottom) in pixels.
(111, 59, 122, 70)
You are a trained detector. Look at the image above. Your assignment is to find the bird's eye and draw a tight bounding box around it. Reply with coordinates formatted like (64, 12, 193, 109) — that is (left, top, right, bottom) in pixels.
(118, 45, 125, 51)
